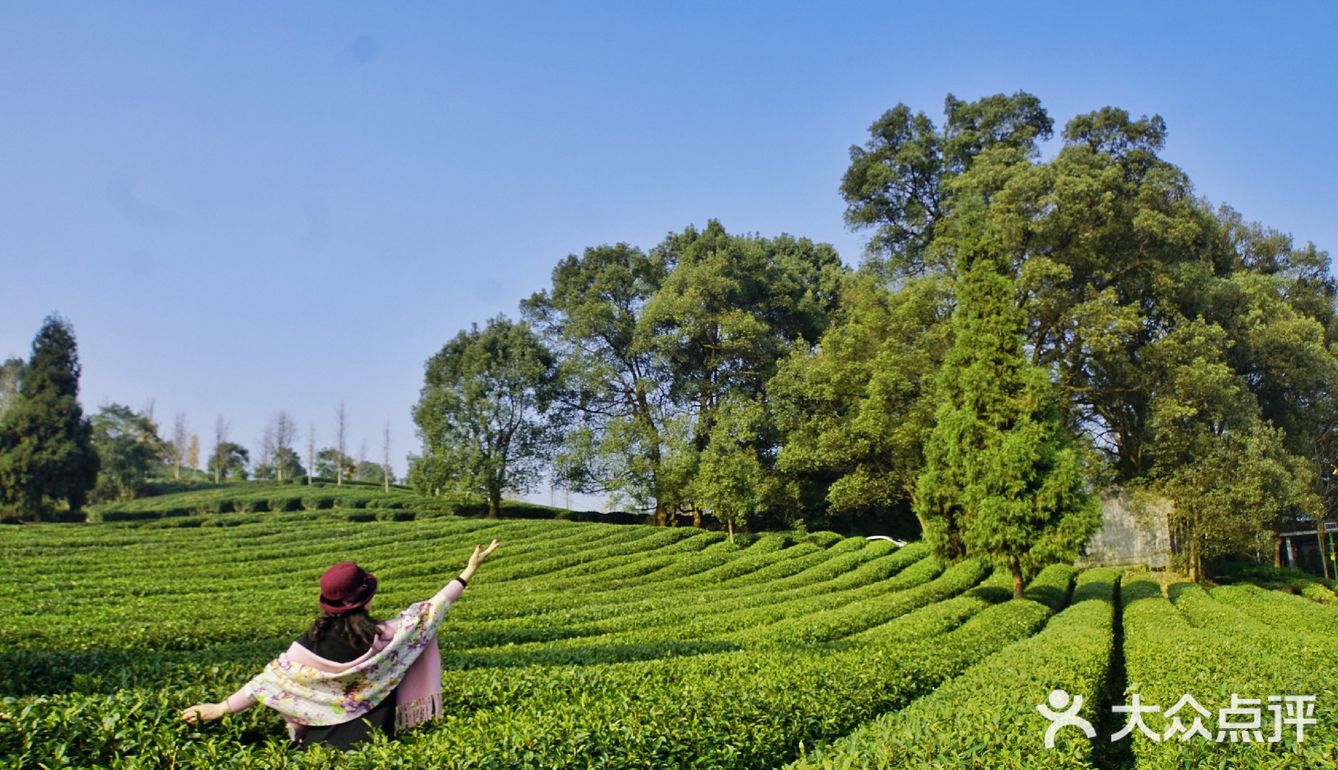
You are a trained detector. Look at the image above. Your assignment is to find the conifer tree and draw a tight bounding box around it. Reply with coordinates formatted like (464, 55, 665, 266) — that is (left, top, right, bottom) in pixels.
(0, 315, 99, 519)
(914, 207, 1098, 598)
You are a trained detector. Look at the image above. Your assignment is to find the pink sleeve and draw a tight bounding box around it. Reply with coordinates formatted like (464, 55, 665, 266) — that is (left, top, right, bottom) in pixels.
(224, 685, 257, 713)
(435, 577, 467, 607)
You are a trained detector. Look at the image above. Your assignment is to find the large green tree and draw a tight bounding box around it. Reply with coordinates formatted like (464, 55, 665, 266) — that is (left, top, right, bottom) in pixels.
(90, 403, 167, 501)
(1142, 318, 1319, 581)
(769, 270, 951, 533)
(840, 91, 1052, 277)
(0, 316, 99, 519)
(522, 243, 677, 522)
(411, 316, 560, 517)
(914, 207, 1099, 598)
(525, 224, 845, 527)
(843, 93, 1336, 578)
(639, 221, 845, 524)
(692, 394, 771, 543)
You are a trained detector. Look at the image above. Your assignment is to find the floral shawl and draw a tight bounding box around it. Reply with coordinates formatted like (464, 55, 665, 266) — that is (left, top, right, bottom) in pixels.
(241, 580, 462, 733)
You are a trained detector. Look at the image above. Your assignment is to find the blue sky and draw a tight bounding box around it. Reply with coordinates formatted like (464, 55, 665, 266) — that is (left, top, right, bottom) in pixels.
(2, 2, 1335, 501)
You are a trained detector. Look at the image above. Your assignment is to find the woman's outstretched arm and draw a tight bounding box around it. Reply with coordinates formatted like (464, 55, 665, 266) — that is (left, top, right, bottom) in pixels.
(180, 688, 253, 724)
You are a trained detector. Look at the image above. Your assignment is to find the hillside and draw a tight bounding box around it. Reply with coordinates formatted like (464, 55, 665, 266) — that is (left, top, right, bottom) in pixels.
(2, 510, 1335, 767)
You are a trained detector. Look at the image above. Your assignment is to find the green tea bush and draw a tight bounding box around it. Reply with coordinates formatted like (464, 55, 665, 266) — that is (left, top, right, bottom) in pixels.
(789, 567, 1113, 769)
(1118, 573, 1336, 768)
(4, 513, 1333, 769)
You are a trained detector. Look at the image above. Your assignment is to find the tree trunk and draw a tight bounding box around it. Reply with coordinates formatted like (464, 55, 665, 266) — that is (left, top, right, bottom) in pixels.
(1274, 537, 1283, 570)
(487, 495, 500, 518)
(654, 500, 667, 527)
(1011, 562, 1024, 600)
(1189, 534, 1200, 583)
(692, 508, 703, 528)
(1317, 520, 1330, 580)
(727, 518, 734, 544)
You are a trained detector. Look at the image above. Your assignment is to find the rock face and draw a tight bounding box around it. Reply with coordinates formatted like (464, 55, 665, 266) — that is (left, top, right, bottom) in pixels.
(1077, 491, 1171, 569)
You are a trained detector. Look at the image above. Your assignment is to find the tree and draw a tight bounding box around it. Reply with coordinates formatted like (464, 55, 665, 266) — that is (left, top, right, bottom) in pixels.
(0, 358, 22, 419)
(693, 395, 767, 543)
(412, 316, 560, 517)
(914, 209, 1099, 599)
(639, 222, 845, 524)
(171, 412, 188, 481)
(0, 315, 99, 519)
(353, 459, 386, 484)
(525, 225, 844, 528)
(259, 411, 298, 482)
(254, 446, 303, 481)
(1143, 319, 1318, 581)
(211, 417, 229, 483)
(187, 434, 200, 477)
(381, 422, 391, 493)
(522, 242, 676, 521)
(843, 98, 1199, 481)
(257, 423, 274, 473)
(306, 423, 316, 486)
(642, 222, 844, 441)
(841, 91, 1052, 277)
(842, 94, 1336, 579)
(90, 403, 166, 501)
(315, 448, 356, 482)
(335, 402, 348, 486)
(407, 451, 448, 497)
(207, 441, 249, 481)
(770, 271, 951, 533)
(1312, 399, 1338, 577)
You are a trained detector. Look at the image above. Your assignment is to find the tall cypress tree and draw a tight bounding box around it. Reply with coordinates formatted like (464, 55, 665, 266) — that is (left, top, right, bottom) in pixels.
(0, 315, 99, 520)
(914, 206, 1099, 598)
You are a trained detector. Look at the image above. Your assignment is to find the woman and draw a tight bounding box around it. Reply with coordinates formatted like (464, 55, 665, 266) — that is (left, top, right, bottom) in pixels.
(181, 539, 500, 749)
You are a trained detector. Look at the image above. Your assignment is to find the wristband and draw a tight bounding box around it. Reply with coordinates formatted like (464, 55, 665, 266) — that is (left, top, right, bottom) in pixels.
(454, 575, 468, 589)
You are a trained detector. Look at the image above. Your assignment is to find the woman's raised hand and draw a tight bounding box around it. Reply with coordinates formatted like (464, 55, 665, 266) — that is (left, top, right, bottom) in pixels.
(460, 539, 500, 583)
(469, 539, 500, 569)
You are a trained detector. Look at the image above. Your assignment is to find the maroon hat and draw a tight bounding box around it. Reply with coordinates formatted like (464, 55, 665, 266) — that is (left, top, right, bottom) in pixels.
(319, 561, 378, 614)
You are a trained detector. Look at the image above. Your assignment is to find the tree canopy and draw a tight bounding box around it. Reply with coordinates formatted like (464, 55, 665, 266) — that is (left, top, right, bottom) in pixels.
(207, 441, 250, 482)
(411, 316, 560, 517)
(0, 315, 99, 519)
(90, 403, 167, 501)
(835, 92, 1336, 578)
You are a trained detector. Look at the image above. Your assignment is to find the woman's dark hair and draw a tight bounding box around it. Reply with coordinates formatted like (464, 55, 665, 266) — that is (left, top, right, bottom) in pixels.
(305, 608, 381, 651)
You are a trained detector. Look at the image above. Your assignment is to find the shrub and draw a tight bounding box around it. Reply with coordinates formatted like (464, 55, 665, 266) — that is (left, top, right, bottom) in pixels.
(269, 497, 302, 513)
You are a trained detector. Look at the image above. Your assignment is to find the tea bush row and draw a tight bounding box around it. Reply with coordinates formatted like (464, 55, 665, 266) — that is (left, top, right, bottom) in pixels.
(788, 566, 1112, 770)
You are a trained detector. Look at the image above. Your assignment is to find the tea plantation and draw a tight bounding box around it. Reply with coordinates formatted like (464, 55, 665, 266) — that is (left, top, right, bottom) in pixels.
(2, 494, 1335, 768)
